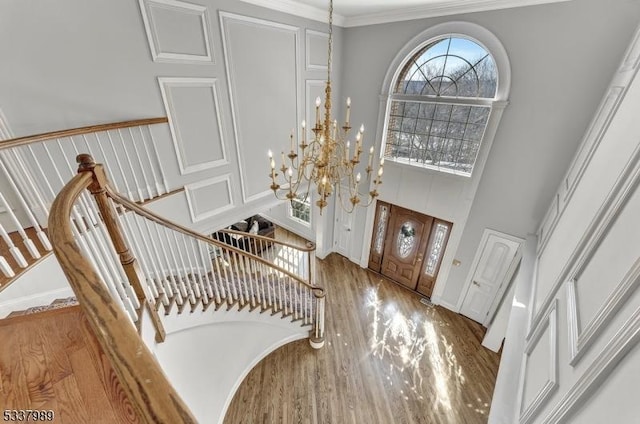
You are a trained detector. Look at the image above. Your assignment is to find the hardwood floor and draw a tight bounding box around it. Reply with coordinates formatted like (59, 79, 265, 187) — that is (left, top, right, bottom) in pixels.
(225, 237, 501, 423)
(0, 306, 139, 423)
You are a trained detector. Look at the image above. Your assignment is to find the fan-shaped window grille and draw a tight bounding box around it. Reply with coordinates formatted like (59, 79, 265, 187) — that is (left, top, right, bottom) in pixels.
(384, 37, 498, 176)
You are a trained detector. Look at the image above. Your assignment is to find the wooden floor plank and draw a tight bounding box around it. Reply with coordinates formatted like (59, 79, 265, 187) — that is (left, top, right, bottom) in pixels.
(225, 230, 501, 423)
(0, 306, 139, 422)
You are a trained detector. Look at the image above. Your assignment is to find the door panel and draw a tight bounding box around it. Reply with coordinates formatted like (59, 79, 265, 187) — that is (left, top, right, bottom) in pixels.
(334, 195, 354, 257)
(460, 232, 522, 324)
(380, 206, 432, 290)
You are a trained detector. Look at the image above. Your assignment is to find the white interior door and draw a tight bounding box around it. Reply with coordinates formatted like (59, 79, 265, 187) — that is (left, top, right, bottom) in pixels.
(333, 193, 353, 257)
(460, 230, 522, 324)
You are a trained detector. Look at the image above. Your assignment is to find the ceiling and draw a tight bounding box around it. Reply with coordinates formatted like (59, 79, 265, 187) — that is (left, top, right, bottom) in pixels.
(239, 0, 573, 27)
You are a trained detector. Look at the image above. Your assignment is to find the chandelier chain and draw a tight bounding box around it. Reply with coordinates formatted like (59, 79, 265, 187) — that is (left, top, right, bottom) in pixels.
(267, 0, 384, 214)
(327, 0, 333, 82)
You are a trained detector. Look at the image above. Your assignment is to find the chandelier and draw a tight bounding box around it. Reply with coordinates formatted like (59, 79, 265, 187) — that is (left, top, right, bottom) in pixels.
(268, 0, 384, 214)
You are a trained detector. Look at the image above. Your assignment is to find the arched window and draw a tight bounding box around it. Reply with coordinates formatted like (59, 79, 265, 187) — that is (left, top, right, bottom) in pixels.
(383, 33, 503, 176)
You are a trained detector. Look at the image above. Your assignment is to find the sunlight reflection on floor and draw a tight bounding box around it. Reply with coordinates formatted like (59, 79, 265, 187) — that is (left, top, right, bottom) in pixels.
(366, 284, 469, 414)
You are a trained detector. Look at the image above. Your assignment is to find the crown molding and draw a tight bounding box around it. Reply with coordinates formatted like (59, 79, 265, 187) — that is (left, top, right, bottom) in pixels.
(239, 0, 572, 28)
(344, 0, 573, 27)
(236, 0, 346, 26)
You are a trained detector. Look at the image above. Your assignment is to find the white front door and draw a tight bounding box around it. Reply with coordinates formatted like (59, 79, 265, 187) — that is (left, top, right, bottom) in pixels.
(459, 230, 522, 325)
(333, 194, 353, 257)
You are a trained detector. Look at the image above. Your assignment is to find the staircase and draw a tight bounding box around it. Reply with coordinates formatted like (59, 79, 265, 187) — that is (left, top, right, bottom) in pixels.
(0, 118, 326, 422)
(3, 296, 78, 318)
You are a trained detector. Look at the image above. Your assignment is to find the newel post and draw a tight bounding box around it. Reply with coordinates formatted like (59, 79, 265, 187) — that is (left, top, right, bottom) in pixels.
(77, 154, 166, 343)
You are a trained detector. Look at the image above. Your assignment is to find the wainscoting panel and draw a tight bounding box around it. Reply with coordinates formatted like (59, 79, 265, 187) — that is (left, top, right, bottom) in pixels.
(139, 0, 213, 63)
(305, 30, 329, 71)
(220, 12, 300, 203)
(305, 79, 325, 130)
(565, 157, 640, 365)
(519, 300, 558, 424)
(158, 77, 228, 175)
(185, 175, 234, 223)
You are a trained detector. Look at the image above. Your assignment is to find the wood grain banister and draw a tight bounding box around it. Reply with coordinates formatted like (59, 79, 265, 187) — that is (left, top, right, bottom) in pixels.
(49, 169, 196, 423)
(218, 228, 316, 252)
(0, 117, 168, 150)
(105, 183, 325, 296)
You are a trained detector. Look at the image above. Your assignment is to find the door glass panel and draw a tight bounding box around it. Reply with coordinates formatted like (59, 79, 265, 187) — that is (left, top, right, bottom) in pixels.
(396, 222, 417, 258)
(374, 205, 389, 255)
(425, 222, 449, 276)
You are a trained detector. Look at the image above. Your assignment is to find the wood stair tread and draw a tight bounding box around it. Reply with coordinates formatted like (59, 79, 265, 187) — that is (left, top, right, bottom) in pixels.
(0, 227, 52, 293)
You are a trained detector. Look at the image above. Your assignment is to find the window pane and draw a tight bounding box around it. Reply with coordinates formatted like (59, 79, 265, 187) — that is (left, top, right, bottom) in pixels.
(386, 36, 497, 175)
(290, 193, 311, 224)
(394, 37, 497, 99)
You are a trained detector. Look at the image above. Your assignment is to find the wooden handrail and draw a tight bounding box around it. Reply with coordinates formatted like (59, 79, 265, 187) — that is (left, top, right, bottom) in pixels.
(105, 182, 325, 296)
(0, 117, 168, 150)
(48, 169, 197, 423)
(217, 227, 316, 252)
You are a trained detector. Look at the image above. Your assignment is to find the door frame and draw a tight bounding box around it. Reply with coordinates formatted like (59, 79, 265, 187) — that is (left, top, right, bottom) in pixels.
(333, 185, 355, 259)
(456, 228, 524, 325)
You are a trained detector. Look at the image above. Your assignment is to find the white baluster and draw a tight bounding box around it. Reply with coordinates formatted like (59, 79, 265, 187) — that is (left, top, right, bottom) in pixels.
(117, 129, 144, 201)
(140, 217, 174, 302)
(128, 127, 153, 200)
(5, 149, 51, 227)
(0, 255, 14, 277)
(137, 126, 163, 198)
(106, 130, 134, 200)
(0, 193, 39, 259)
(117, 208, 158, 301)
(0, 158, 51, 251)
(146, 125, 170, 194)
(0, 222, 27, 268)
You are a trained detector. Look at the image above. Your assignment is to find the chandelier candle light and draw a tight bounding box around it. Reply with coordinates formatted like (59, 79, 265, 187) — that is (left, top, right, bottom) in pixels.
(268, 0, 384, 214)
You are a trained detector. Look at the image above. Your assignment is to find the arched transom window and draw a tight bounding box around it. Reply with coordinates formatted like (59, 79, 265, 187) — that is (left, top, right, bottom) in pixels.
(384, 36, 498, 176)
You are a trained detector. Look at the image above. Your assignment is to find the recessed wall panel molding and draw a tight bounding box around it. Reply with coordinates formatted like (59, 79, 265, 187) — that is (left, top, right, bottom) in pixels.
(305, 30, 329, 71)
(541, 307, 640, 424)
(530, 142, 640, 338)
(519, 299, 558, 424)
(565, 153, 640, 365)
(158, 77, 228, 175)
(220, 12, 300, 203)
(537, 86, 624, 257)
(619, 25, 640, 72)
(139, 0, 213, 63)
(185, 174, 234, 222)
(305, 79, 325, 127)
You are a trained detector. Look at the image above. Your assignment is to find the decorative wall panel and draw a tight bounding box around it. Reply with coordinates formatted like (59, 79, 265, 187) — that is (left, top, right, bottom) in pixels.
(566, 153, 640, 365)
(139, 0, 213, 63)
(158, 77, 228, 175)
(520, 299, 558, 424)
(306, 30, 329, 71)
(220, 12, 300, 203)
(185, 175, 234, 222)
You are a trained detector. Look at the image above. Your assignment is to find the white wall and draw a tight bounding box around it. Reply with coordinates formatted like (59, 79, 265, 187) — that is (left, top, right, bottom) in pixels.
(0, 254, 72, 317)
(151, 307, 309, 423)
(491, 24, 640, 423)
(0, 0, 343, 238)
(339, 0, 640, 310)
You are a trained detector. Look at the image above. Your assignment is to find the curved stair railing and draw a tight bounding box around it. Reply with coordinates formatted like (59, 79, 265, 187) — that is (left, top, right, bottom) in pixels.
(48, 154, 326, 420)
(0, 117, 171, 291)
(213, 228, 316, 283)
(48, 156, 196, 423)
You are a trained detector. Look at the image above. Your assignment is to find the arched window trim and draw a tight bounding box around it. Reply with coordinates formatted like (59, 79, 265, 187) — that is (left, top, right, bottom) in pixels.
(377, 22, 511, 178)
(382, 22, 511, 101)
